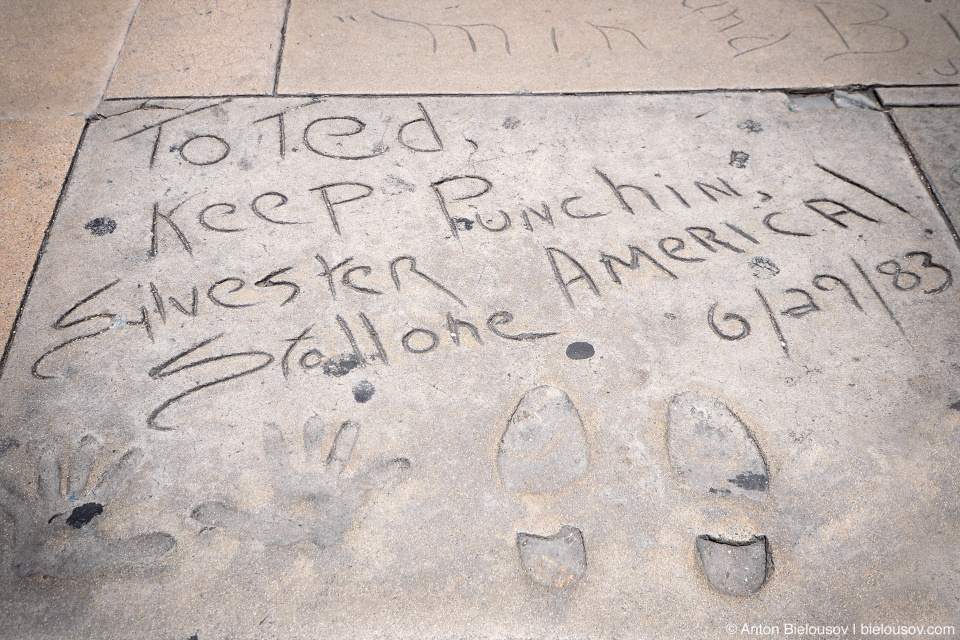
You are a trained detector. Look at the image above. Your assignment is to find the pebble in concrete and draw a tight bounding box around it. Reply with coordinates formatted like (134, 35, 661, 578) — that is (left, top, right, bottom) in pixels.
(696, 535, 771, 597)
(667, 390, 769, 500)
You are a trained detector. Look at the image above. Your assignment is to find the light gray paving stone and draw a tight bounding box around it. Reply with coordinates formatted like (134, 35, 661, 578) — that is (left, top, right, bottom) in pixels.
(892, 107, 960, 239)
(280, 0, 960, 94)
(0, 93, 959, 638)
(105, 0, 289, 99)
(878, 87, 960, 107)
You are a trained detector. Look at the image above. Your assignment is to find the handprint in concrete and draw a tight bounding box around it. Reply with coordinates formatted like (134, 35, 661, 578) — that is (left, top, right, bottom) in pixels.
(191, 420, 410, 547)
(0, 434, 176, 579)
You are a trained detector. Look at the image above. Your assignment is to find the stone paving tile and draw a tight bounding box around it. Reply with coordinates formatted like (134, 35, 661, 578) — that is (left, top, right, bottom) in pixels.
(0, 93, 958, 638)
(0, 118, 85, 360)
(280, 0, 960, 94)
(106, 0, 289, 99)
(878, 86, 960, 107)
(892, 107, 960, 236)
(0, 0, 139, 117)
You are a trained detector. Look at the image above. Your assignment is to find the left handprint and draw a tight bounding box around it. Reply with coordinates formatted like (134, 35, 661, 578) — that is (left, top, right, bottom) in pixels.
(0, 435, 176, 578)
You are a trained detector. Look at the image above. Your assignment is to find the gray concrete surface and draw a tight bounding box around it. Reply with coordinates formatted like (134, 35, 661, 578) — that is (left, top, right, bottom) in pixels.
(892, 106, 960, 241)
(279, 0, 960, 94)
(106, 0, 289, 98)
(0, 92, 958, 639)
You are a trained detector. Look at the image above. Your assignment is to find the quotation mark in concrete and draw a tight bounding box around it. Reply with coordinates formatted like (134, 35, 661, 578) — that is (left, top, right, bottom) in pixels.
(667, 390, 772, 596)
(192, 419, 410, 547)
(0, 435, 176, 579)
(498, 385, 589, 587)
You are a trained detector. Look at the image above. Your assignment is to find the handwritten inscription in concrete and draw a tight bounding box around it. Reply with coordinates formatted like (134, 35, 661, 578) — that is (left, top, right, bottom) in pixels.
(0, 94, 958, 636)
(278, 0, 960, 93)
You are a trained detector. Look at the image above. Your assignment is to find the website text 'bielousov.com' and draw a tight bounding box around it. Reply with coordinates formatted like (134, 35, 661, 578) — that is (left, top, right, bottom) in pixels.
(727, 623, 957, 637)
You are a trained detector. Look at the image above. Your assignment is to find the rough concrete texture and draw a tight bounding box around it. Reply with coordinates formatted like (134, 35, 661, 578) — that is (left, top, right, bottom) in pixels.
(0, 118, 86, 358)
(106, 0, 289, 99)
(498, 384, 589, 494)
(0, 0, 139, 118)
(0, 93, 959, 638)
(878, 87, 960, 107)
(667, 390, 769, 501)
(280, 0, 960, 94)
(696, 535, 770, 597)
(892, 107, 960, 239)
(517, 525, 587, 588)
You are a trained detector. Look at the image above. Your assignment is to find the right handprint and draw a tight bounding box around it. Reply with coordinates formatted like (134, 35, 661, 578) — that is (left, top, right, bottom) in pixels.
(191, 419, 410, 548)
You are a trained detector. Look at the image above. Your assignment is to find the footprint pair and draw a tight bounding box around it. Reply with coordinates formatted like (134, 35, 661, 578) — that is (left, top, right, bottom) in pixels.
(496, 386, 772, 597)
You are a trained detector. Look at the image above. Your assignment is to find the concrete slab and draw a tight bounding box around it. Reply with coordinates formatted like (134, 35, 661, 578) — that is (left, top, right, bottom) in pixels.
(280, 0, 960, 94)
(891, 107, 960, 237)
(105, 0, 289, 99)
(878, 87, 960, 107)
(0, 0, 139, 118)
(1, 94, 959, 638)
(0, 118, 85, 361)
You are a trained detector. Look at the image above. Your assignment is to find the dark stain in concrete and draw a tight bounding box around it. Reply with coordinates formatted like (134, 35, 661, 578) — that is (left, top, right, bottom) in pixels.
(65, 502, 103, 528)
(0, 436, 20, 454)
(353, 380, 375, 403)
(729, 472, 769, 492)
(323, 354, 362, 378)
(566, 341, 595, 360)
(84, 217, 117, 236)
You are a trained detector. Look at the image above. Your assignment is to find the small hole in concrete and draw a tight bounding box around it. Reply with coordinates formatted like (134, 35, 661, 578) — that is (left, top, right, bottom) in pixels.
(566, 342, 595, 360)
